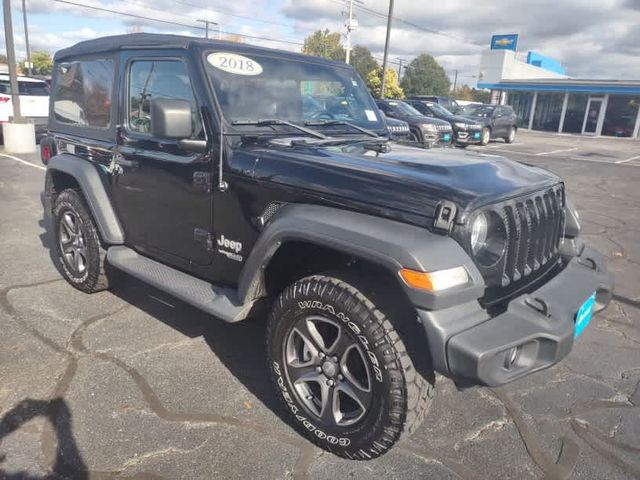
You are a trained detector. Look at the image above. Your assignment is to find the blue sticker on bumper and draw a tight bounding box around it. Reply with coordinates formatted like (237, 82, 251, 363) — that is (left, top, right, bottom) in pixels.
(443, 133, 452, 142)
(473, 131, 481, 140)
(575, 292, 596, 338)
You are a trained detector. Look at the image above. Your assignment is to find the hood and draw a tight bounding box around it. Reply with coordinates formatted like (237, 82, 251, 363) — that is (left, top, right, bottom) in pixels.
(462, 114, 490, 126)
(397, 114, 449, 127)
(446, 114, 480, 126)
(244, 141, 560, 225)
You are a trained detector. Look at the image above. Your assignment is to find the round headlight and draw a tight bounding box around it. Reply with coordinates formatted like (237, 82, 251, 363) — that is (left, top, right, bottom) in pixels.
(469, 211, 507, 267)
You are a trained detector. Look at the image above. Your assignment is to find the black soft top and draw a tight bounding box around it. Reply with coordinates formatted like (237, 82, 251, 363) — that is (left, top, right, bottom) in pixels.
(54, 33, 347, 69)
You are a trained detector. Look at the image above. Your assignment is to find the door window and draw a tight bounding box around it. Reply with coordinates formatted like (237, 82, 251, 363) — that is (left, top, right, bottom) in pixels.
(127, 59, 203, 138)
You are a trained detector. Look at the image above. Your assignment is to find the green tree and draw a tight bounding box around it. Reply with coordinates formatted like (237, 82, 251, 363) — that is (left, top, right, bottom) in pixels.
(0, 54, 7, 64)
(366, 67, 404, 99)
(400, 53, 450, 96)
(19, 51, 53, 76)
(349, 45, 378, 80)
(301, 29, 345, 61)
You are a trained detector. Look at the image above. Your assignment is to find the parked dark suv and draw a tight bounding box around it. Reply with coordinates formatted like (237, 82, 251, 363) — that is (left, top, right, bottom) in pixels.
(464, 104, 518, 145)
(375, 99, 452, 147)
(41, 34, 613, 461)
(405, 99, 482, 147)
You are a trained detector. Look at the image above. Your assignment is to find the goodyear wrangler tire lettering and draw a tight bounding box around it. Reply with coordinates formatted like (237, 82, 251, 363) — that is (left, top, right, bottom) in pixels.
(267, 274, 434, 460)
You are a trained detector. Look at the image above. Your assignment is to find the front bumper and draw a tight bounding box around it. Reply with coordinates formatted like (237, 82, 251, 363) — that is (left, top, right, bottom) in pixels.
(417, 246, 613, 386)
(454, 129, 482, 145)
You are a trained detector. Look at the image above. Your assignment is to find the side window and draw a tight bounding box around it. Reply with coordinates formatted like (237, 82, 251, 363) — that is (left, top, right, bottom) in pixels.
(53, 59, 113, 128)
(127, 59, 202, 138)
(377, 103, 391, 114)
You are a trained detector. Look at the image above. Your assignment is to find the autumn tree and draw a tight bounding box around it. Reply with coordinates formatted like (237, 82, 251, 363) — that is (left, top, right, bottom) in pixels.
(19, 51, 53, 76)
(366, 67, 404, 99)
(400, 53, 450, 96)
(302, 29, 345, 61)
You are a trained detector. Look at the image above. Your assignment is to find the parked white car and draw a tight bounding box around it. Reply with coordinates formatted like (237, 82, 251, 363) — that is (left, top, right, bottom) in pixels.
(0, 74, 50, 143)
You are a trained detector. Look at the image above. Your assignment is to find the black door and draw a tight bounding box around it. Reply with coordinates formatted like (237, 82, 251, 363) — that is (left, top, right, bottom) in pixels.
(111, 53, 214, 268)
(492, 107, 508, 136)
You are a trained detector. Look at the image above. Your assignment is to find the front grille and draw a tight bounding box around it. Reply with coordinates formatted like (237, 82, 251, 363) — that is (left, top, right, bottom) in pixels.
(500, 185, 565, 286)
(477, 184, 566, 306)
(435, 124, 452, 131)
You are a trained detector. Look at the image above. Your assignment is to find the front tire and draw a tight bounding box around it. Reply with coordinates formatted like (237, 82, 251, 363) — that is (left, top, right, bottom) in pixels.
(505, 126, 516, 143)
(52, 189, 110, 293)
(480, 127, 491, 146)
(267, 274, 433, 460)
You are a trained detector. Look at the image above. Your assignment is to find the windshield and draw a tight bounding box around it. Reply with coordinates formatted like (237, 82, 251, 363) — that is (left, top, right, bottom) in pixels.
(426, 102, 452, 116)
(386, 100, 422, 116)
(467, 105, 495, 117)
(204, 51, 384, 133)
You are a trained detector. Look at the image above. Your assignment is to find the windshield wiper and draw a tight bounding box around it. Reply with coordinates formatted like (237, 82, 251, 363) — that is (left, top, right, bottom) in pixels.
(304, 120, 380, 138)
(232, 119, 326, 139)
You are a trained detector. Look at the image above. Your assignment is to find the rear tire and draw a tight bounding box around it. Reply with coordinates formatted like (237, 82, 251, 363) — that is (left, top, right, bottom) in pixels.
(52, 189, 110, 293)
(480, 127, 491, 146)
(267, 274, 434, 460)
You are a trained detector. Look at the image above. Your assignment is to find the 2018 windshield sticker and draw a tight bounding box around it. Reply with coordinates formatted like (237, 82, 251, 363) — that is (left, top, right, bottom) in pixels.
(364, 110, 377, 122)
(207, 52, 263, 76)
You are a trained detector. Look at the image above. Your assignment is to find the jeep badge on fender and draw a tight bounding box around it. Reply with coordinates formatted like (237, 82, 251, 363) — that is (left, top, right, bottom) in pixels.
(42, 33, 614, 460)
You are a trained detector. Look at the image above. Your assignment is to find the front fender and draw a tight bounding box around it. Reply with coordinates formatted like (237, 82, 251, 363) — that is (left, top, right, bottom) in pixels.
(45, 154, 124, 244)
(238, 204, 484, 310)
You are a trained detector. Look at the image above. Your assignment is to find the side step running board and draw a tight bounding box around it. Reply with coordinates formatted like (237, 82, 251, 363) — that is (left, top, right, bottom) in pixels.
(107, 246, 253, 322)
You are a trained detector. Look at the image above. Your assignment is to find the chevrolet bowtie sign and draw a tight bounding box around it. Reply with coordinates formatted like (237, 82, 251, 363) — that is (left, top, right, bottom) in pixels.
(491, 34, 519, 51)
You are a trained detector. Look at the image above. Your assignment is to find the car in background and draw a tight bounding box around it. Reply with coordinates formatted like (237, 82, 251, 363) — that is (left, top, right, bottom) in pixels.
(375, 99, 452, 147)
(0, 74, 50, 143)
(405, 99, 482, 147)
(464, 104, 518, 145)
(409, 95, 464, 115)
(383, 114, 411, 142)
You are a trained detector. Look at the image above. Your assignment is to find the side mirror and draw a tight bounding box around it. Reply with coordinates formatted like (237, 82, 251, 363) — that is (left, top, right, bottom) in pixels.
(151, 98, 192, 139)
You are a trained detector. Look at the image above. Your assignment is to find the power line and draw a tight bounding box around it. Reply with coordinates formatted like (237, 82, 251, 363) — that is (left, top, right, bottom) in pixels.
(48, 0, 305, 47)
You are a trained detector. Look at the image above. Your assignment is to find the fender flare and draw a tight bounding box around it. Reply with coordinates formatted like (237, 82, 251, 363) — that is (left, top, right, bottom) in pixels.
(45, 154, 125, 244)
(238, 204, 484, 310)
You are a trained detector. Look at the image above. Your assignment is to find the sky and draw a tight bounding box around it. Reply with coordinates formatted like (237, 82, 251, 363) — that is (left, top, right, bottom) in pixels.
(2, 0, 640, 85)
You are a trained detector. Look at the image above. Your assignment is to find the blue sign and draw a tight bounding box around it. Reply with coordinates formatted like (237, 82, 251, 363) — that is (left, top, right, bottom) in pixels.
(491, 34, 519, 51)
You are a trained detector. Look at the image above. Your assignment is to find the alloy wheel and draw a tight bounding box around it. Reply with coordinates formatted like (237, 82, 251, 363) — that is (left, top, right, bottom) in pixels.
(284, 315, 373, 427)
(58, 210, 88, 275)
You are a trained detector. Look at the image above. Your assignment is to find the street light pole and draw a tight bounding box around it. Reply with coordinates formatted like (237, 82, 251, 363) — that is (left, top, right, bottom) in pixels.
(3, 0, 22, 119)
(379, 0, 394, 99)
(22, 0, 31, 76)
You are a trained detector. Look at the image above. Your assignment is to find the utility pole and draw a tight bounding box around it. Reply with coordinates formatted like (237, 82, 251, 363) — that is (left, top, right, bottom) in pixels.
(197, 19, 220, 40)
(396, 58, 403, 79)
(379, 0, 394, 99)
(22, 0, 31, 75)
(452, 69, 458, 93)
(344, 0, 354, 64)
(3, 0, 22, 118)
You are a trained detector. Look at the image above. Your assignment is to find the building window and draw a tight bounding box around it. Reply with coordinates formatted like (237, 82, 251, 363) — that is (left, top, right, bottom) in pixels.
(53, 59, 113, 128)
(561, 94, 588, 133)
(531, 92, 564, 132)
(507, 92, 533, 128)
(602, 95, 640, 138)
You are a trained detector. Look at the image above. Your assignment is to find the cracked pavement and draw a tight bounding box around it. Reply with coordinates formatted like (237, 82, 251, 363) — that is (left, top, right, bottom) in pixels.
(1, 130, 639, 479)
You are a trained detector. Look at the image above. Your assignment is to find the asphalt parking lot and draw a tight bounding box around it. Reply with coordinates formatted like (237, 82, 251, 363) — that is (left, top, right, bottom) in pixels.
(0, 129, 639, 479)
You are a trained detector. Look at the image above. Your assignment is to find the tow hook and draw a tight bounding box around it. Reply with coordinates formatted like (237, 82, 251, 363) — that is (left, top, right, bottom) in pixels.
(525, 297, 551, 317)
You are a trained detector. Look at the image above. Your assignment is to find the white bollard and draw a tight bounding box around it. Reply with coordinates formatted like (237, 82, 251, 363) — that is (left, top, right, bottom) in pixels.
(2, 122, 37, 154)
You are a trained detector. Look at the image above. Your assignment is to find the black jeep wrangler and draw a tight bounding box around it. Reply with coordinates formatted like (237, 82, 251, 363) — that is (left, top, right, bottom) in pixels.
(42, 34, 613, 460)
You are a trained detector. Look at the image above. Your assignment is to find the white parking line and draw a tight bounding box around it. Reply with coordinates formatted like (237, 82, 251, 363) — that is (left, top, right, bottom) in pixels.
(481, 147, 638, 166)
(535, 147, 578, 156)
(616, 154, 640, 164)
(0, 152, 46, 171)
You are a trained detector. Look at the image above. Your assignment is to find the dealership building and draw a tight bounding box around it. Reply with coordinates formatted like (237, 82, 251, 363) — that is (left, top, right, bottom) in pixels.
(477, 35, 640, 139)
